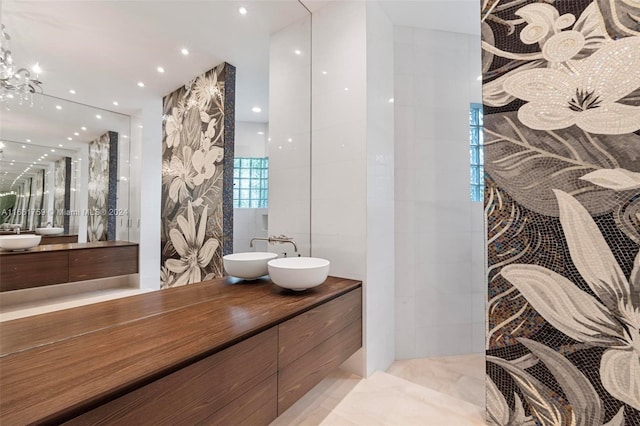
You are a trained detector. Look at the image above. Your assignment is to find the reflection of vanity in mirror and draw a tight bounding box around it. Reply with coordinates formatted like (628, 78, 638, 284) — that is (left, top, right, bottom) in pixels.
(0, 0, 311, 310)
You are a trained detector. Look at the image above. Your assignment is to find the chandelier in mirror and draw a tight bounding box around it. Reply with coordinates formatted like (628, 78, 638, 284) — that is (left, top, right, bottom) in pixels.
(0, 24, 43, 106)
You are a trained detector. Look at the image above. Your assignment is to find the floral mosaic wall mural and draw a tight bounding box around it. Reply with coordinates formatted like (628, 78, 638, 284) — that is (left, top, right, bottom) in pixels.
(482, 0, 640, 424)
(161, 62, 235, 288)
(53, 157, 70, 232)
(87, 131, 118, 242)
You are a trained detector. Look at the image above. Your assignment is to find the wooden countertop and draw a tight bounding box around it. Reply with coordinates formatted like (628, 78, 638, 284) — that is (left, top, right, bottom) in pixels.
(0, 276, 362, 424)
(0, 240, 137, 256)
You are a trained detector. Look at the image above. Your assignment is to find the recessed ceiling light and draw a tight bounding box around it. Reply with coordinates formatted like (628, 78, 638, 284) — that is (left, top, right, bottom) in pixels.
(69, 89, 76, 95)
(74, 132, 79, 136)
(138, 125, 143, 129)
(67, 137, 72, 141)
(44, 154, 48, 157)
(344, 87, 349, 91)
(81, 126, 87, 131)
(21, 145, 25, 149)
(251, 107, 262, 113)
(51, 149, 55, 152)
(238, 6, 247, 15)
(257, 131, 264, 135)
(322, 71, 327, 75)
(55, 105, 62, 110)
(96, 114, 102, 119)
(26, 139, 31, 142)
(157, 66, 165, 73)
(113, 101, 119, 106)
(181, 48, 189, 56)
(388, 98, 394, 103)
(137, 82, 145, 88)
(288, 138, 293, 142)
(294, 50, 301, 55)
(122, 135, 128, 138)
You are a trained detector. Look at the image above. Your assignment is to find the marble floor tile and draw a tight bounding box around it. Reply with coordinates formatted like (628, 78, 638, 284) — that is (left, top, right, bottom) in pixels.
(271, 370, 363, 426)
(386, 353, 486, 408)
(319, 371, 485, 426)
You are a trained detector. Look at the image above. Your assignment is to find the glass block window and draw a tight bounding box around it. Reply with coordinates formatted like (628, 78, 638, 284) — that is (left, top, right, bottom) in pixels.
(233, 158, 268, 208)
(470, 103, 484, 202)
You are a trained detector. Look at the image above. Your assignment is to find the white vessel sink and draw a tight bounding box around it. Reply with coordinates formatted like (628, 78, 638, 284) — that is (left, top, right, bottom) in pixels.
(36, 227, 64, 235)
(268, 257, 330, 291)
(223, 252, 278, 280)
(0, 235, 42, 251)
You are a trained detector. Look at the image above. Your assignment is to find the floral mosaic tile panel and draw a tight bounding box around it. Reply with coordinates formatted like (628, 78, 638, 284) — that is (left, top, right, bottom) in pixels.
(483, 1, 640, 424)
(160, 62, 234, 288)
(87, 132, 117, 242)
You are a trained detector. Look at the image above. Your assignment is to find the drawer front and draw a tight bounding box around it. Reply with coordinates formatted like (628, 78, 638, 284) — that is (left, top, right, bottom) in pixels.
(206, 374, 277, 426)
(278, 318, 362, 415)
(279, 288, 362, 368)
(68, 246, 138, 282)
(40, 235, 78, 245)
(0, 252, 69, 292)
(66, 327, 277, 425)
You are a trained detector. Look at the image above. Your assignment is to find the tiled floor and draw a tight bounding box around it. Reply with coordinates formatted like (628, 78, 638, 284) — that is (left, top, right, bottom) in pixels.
(273, 354, 486, 426)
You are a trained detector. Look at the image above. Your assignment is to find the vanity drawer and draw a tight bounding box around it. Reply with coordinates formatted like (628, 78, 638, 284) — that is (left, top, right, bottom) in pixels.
(0, 251, 69, 291)
(278, 316, 362, 414)
(66, 327, 278, 425)
(68, 245, 138, 282)
(278, 287, 362, 368)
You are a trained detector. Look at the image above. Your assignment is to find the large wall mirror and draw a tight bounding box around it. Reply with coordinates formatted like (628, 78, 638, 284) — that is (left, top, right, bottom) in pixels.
(0, 0, 311, 316)
(0, 95, 131, 242)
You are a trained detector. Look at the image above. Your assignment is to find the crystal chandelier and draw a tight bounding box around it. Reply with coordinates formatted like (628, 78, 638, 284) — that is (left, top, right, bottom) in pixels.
(0, 24, 43, 106)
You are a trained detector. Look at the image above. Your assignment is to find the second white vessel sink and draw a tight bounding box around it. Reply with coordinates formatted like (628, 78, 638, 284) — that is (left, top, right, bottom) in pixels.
(0, 234, 42, 251)
(36, 227, 64, 235)
(267, 257, 330, 291)
(223, 252, 278, 280)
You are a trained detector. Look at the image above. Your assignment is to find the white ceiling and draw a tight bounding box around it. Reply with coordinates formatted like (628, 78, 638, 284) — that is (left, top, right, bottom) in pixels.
(0, 0, 310, 191)
(0, 0, 479, 192)
(378, 0, 481, 35)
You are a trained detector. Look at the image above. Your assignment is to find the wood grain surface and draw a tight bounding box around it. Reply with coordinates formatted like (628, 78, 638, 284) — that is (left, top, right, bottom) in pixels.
(279, 287, 362, 368)
(65, 328, 277, 425)
(40, 235, 79, 245)
(278, 318, 363, 414)
(0, 276, 362, 425)
(0, 251, 69, 291)
(68, 246, 138, 281)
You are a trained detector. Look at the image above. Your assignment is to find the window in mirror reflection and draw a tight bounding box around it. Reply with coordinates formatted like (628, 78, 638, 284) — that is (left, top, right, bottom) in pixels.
(233, 158, 268, 208)
(470, 103, 484, 202)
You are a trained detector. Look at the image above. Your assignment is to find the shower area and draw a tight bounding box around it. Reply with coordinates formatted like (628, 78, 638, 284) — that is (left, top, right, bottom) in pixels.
(391, 17, 486, 413)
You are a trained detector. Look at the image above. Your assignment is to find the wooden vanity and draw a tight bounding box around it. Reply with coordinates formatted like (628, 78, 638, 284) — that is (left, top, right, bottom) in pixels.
(0, 276, 362, 425)
(0, 241, 138, 292)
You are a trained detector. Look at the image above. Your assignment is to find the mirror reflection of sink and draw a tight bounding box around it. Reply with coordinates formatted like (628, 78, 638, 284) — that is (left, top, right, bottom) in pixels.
(36, 227, 64, 236)
(267, 257, 330, 291)
(0, 235, 42, 251)
(223, 252, 278, 280)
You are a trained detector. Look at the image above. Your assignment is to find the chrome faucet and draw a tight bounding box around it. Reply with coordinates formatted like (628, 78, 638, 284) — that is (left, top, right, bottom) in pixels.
(249, 235, 298, 252)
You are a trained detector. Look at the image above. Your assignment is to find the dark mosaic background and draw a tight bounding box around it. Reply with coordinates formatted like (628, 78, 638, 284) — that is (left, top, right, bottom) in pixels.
(483, 1, 640, 424)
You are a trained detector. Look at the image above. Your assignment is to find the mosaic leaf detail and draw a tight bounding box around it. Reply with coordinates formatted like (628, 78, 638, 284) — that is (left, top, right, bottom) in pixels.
(485, 111, 640, 216)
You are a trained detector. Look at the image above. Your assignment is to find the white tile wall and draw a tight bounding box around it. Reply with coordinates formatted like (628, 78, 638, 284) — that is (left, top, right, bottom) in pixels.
(311, 0, 396, 377)
(394, 26, 485, 358)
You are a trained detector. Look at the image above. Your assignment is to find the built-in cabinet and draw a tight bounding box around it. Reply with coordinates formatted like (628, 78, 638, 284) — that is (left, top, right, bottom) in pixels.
(0, 241, 138, 292)
(0, 277, 362, 425)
